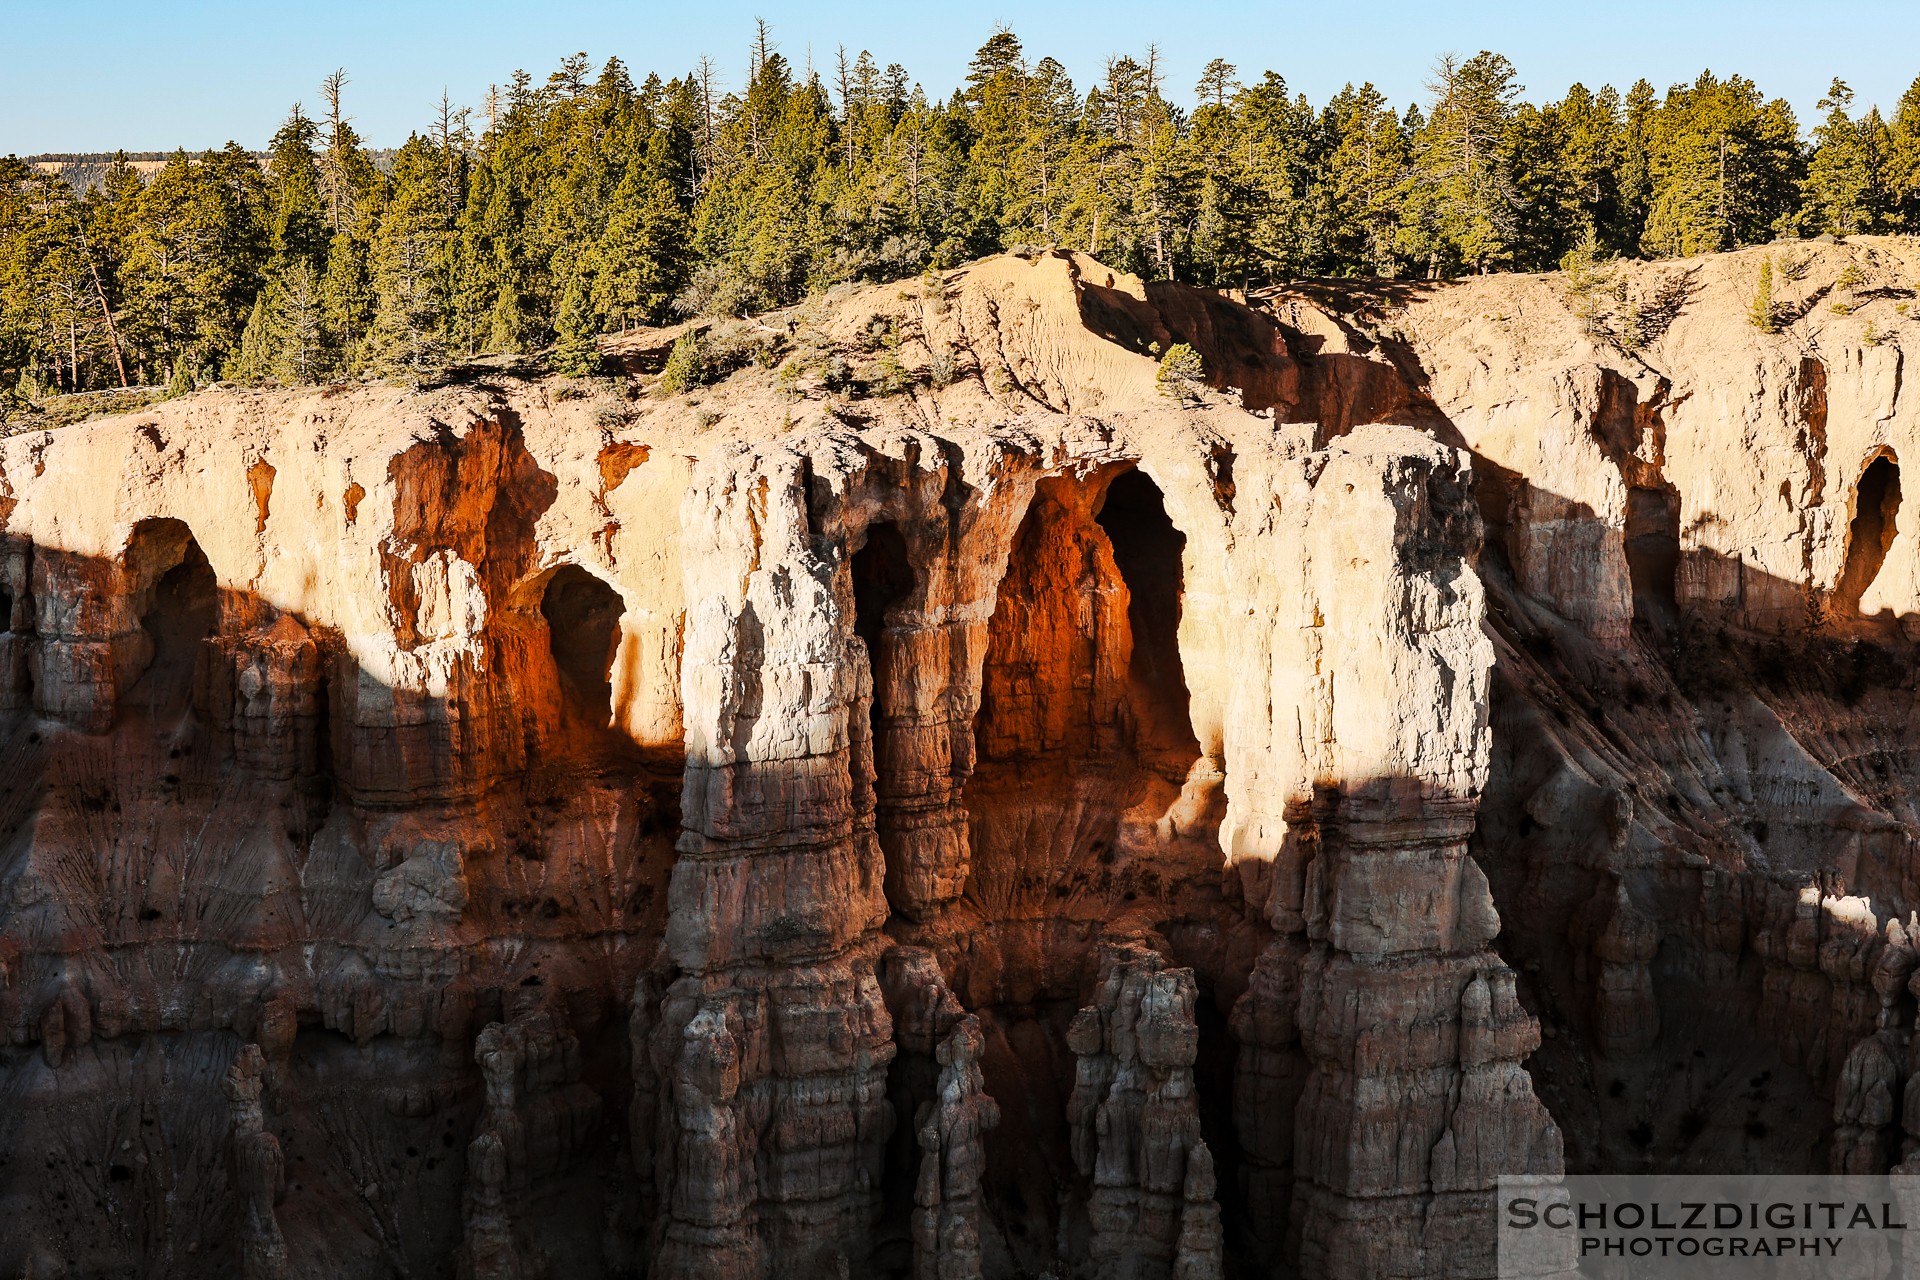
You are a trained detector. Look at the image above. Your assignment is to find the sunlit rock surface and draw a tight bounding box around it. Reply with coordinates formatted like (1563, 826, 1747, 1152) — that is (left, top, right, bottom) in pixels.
(7, 241, 1920, 1277)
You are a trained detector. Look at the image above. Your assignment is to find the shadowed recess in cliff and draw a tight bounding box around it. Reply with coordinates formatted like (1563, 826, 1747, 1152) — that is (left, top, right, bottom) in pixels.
(969, 473, 1133, 876)
(123, 517, 217, 723)
(541, 565, 624, 728)
(1839, 451, 1902, 613)
(940, 464, 1252, 1275)
(0, 527, 676, 1279)
(1626, 486, 1681, 630)
(959, 471, 1144, 1266)
(850, 519, 914, 790)
(1097, 468, 1201, 772)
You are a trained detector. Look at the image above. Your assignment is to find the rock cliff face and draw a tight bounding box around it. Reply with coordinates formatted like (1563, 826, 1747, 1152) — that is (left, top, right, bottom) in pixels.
(3, 240, 1919, 1278)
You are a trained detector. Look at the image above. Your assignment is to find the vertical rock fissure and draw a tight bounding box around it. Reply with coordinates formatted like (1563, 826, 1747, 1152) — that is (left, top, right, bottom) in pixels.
(851, 520, 914, 834)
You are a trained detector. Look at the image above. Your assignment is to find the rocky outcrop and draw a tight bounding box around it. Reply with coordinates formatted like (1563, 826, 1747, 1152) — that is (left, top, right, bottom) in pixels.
(0, 250, 1554, 1280)
(226, 1044, 292, 1280)
(18, 240, 1920, 1279)
(1067, 943, 1224, 1280)
(1571, 880, 1660, 1058)
(1313, 239, 1920, 1183)
(1209, 421, 1562, 1280)
(460, 1008, 602, 1279)
(872, 945, 999, 1280)
(912, 1013, 999, 1280)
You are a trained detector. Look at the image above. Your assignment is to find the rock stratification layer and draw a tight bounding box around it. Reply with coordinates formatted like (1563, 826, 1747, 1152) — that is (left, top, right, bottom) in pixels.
(9, 240, 1920, 1278)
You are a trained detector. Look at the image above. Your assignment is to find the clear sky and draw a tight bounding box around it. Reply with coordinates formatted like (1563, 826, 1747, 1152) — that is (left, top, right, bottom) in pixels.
(7, 0, 1920, 155)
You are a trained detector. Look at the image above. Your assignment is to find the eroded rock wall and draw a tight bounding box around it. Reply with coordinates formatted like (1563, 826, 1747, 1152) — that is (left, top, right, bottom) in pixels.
(1275, 239, 1920, 1183)
(29, 239, 1920, 1279)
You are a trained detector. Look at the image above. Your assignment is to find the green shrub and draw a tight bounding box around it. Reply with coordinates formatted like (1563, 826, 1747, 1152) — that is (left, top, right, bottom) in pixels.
(658, 332, 708, 394)
(1747, 259, 1778, 333)
(929, 345, 958, 388)
(1157, 343, 1206, 401)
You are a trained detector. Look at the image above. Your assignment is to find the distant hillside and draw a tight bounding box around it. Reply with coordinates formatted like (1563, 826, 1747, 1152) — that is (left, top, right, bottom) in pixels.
(28, 152, 259, 189)
(27, 153, 180, 189)
(25, 149, 398, 190)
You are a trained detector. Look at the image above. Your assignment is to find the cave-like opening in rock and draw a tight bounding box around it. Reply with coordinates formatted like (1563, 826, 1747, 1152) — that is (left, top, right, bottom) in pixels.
(1096, 468, 1201, 770)
(1839, 452, 1902, 611)
(1626, 486, 1680, 629)
(951, 468, 1237, 1273)
(960, 477, 1136, 1271)
(541, 566, 623, 728)
(126, 520, 217, 722)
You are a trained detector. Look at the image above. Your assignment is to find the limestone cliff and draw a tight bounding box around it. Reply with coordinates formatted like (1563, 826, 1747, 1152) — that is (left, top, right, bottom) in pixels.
(3, 240, 1917, 1279)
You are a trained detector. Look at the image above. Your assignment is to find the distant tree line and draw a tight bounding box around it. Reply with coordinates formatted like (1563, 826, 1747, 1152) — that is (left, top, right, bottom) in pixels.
(6, 25, 1920, 398)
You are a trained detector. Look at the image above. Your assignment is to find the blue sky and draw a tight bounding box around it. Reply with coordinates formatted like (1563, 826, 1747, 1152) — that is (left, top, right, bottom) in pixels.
(6, 1, 1920, 154)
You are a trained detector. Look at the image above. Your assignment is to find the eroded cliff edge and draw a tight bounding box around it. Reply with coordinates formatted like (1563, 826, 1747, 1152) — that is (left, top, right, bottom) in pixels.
(2, 241, 1917, 1280)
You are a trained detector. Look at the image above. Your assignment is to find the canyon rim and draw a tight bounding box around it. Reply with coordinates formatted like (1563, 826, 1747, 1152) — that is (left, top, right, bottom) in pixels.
(4, 240, 1920, 1278)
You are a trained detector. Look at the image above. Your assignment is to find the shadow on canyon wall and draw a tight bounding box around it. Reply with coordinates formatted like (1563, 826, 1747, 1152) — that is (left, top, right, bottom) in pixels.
(1148, 278, 1920, 1192)
(0, 416, 682, 1279)
(1074, 259, 1920, 1223)
(3, 306, 1920, 1280)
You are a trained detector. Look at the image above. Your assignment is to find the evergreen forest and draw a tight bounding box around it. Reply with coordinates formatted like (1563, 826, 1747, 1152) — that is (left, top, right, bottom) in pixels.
(6, 24, 1920, 399)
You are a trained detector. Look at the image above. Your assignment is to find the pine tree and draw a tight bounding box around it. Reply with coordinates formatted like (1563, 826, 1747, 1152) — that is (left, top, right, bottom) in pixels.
(453, 110, 536, 353)
(1012, 56, 1078, 241)
(1886, 75, 1920, 228)
(1802, 79, 1885, 235)
(367, 138, 454, 375)
(551, 266, 602, 374)
(1195, 70, 1317, 283)
(318, 70, 380, 236)
(1748, 255, 1777, 331)
(1195, 59, 1239, 111)
(1157, 341, 1205, 401)
(275, 260, 326, 382)
(228, 292, 275, 381)
(266, 106, 328, 270)
(1614, 79, 1658, 250)
(954, 27, 1031, 248)
(321, 216, 374, 372)
(1555, 84, 1625, 252)
(592, 162, 693, 327)
(1317, 83, 1409, 277)
(1641, 73, 1801, 257)
(1404, 52, 1524, 275)
(690, 41, 834, 306)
